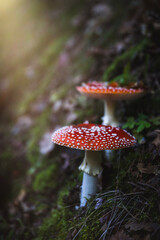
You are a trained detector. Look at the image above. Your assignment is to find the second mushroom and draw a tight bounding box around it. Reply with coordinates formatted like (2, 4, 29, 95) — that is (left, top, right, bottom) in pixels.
(52, 123, 136, 207)
(77, 81, 144, 127)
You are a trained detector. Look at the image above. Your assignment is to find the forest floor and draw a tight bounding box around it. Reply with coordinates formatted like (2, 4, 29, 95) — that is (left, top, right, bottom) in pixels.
(0, 0, 160, 239)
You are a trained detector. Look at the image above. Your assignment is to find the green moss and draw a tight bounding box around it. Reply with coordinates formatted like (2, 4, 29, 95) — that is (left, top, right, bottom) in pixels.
(18, 66, 55, 115)
(35, 179, 77, 240)
(72, 54, 93, 75)
(56, 171, 80, 207)
(39, 35, 69, 67)
(27, 107, 52, 166)
(50, 83, 73, 103)
(75, 108, 94, 122)
(0, 149, 13, 174)
(33, 163, 58, 192)
(77, 217, 101, 240)
(102, 39, 148, 82)
(73, 188, 159, 239)
(57, 186, 70, 208)
(110, 151, 137, 189)
(36, 208, 70, 240)
(18, 32, 71, 115)
(36, 202, 49, 212)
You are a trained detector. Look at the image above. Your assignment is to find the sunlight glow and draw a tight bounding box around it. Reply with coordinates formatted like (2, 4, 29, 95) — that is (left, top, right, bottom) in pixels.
(0, 0, 18, 12)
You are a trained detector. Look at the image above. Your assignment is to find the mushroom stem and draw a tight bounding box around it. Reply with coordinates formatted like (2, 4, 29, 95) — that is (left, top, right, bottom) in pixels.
(102, 99, 118, 127)
(102, 99, 118, 159)
(79, 150, 102, 207)
(80, 172, 97, 207)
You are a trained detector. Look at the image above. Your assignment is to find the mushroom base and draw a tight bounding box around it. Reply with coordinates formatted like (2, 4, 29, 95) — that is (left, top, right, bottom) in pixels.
(79, 150, 102, 176)
(80, 172, 97, 207)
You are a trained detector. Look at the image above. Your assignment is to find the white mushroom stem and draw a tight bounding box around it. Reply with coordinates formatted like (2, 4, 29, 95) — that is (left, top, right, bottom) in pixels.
(102, 99, 118, 127)
(102, 99, 118, 159)
(79, 150, 102, 207)
(80, 173, 98, 207)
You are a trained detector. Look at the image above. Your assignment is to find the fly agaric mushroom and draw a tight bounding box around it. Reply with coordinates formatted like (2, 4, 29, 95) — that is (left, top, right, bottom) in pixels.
(52, 123, 136, 207)
(77, 81, 144, 126)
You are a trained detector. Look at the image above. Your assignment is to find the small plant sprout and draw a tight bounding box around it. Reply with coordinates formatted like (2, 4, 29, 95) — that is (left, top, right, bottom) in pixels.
(52, 123, 136, 207)
(77, 81, 144, 126)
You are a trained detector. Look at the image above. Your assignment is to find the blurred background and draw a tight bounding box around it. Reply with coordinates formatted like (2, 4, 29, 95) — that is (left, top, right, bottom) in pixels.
(0, 0, 160, 239)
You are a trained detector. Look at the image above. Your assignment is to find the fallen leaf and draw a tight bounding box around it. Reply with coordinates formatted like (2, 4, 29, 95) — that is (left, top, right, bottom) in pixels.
(92, 4, 112, 20)
(31, 102, 47, 113)
(61, 153, 70, 170)
(21, 202, 36, 212)
(39, 131, 55, 155)
(125, 222, 160, 233)
(87, 47, 114, 57)
(11, 116, 33, 135)
(66, 112, 77, 123)
(152, 130, 160, 147)
(137, 163, 159, 175)
(57, 52, 70, 68)
(63, 98, 76, 111)
(142, 234, 151, 240)
(52, 100, 63, 112)
(119, 20, 135, 34)
(14, 189, 26, 205)
(16, 189, 26, 203)
(110, 230, 133, 240)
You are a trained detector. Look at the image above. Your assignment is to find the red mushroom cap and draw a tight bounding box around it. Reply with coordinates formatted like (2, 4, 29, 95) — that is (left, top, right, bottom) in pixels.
(52, 123, 136, 151)
(77, 81, 144, 100)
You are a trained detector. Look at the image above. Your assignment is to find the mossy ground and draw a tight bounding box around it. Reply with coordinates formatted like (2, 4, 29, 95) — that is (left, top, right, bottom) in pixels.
(0, 0, 160, 239)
